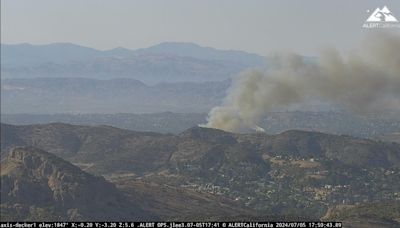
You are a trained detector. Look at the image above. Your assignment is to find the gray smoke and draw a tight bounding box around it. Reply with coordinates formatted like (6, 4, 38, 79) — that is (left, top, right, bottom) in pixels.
(202, 32, 400, 132)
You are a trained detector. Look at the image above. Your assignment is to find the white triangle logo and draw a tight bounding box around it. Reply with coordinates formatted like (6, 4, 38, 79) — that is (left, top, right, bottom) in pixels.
(366, 6, 398, 22)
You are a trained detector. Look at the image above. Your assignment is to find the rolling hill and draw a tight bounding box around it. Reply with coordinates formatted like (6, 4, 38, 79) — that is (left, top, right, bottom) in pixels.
(2, 123, 399, 172)
(1, 123, 400, 220)
(2, 111, 399, 139)
(2, 123, 400, 220)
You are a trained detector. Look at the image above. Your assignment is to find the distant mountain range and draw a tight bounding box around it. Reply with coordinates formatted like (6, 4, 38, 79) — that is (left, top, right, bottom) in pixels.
(1, 42, 265, 83)
(1, 42, 264, 67)
(134, 42, 264, 65)
(0, 42, 318, 114)
(1, 43, 133, 67)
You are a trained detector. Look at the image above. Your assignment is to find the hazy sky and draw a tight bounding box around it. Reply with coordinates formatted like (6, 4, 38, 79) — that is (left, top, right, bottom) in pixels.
(2, 0, 400, 55)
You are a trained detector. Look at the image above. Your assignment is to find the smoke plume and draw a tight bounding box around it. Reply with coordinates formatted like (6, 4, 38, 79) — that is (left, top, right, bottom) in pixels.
(202, 32, 400, 132)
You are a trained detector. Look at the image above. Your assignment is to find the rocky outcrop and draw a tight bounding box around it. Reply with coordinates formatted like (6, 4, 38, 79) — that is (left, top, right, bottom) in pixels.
(0, 146, 154, 221)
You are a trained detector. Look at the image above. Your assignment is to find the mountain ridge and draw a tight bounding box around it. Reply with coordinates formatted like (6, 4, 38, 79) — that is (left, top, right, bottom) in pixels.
(1, 42, 264, 68)
(2, 123, 400, 173)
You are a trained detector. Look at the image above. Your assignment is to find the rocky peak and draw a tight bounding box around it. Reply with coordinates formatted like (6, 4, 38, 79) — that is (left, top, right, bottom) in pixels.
(1, 146, 154, 221)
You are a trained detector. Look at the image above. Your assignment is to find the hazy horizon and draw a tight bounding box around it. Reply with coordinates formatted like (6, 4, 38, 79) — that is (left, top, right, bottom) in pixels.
(2, 0, 400, 56)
